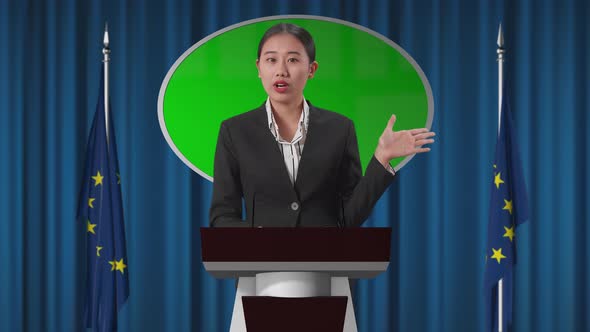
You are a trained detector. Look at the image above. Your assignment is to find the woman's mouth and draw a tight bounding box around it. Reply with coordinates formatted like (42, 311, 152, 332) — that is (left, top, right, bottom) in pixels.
(273, 81, 289, 93)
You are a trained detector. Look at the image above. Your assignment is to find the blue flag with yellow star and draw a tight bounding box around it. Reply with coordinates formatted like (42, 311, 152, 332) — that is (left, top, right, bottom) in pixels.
(484, 84, 529, 332)
(77, 69, 129, 331)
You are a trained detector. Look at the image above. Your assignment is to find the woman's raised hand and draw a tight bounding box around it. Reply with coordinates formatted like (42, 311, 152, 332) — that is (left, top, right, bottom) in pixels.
(374, 114, 435, 167)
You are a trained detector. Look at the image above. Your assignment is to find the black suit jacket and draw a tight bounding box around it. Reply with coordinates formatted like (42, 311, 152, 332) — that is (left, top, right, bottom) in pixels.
(209, 102, 396, 228)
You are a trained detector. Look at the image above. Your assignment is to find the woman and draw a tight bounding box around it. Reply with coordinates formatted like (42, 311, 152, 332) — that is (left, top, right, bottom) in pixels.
(209, 23, 434, 228)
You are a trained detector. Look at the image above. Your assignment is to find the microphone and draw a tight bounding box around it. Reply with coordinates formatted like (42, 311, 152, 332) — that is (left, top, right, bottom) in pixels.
(338, 193, 345, 229)
(251, 193, 256, 228)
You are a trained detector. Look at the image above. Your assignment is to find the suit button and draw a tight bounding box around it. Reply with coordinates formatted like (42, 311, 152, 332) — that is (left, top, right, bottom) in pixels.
(290, 202, 299, 211)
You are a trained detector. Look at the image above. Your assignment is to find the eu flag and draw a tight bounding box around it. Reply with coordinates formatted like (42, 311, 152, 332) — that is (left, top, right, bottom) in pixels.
(77, 69, 129, 331)
(484, 84, 529, 332)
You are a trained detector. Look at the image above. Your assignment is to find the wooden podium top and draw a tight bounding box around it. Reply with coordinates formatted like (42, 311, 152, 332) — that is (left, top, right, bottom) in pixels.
(200, 227, 392, 278)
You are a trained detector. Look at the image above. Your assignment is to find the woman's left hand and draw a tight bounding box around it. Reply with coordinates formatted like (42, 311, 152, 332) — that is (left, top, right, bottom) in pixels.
(374, 114, 435, 167)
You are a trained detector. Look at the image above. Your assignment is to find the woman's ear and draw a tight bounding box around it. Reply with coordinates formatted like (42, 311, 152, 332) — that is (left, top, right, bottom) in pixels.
(308, 61, 319, 78)
(256, 59, 261, 78)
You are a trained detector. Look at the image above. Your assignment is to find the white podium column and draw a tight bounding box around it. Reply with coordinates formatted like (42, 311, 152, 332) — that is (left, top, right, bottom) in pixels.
(229, 277, 255, 332)
(331, 277, 358, 332)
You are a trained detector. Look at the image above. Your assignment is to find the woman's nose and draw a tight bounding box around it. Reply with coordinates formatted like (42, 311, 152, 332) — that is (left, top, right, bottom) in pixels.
(275, 62, 288, 77)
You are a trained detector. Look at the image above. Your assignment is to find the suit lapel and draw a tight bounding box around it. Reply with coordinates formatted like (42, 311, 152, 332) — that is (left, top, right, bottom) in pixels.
(254, 106, 299, 196)
(294, 104, 320, 194)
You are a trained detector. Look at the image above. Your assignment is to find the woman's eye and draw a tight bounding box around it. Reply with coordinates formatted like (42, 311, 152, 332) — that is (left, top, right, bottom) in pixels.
(288, 58, 299, 63)
(265, 58, 276, 63)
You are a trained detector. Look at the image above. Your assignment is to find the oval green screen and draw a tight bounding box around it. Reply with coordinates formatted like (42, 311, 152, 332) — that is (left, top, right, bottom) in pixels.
(158, 15, 433, 181)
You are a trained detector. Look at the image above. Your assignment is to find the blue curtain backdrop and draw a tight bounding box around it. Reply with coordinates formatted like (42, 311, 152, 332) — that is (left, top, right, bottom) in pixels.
(1, 0, 588, 331)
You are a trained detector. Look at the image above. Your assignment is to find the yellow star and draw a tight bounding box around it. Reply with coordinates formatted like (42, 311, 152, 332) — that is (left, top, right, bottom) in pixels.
(88, 198, 95, 208)
(503, 225, 515, 242)
(91, 171, 104, 186)
(87, 220, 97, 234)
(494, 172, 505, 189)
(493, 164, 497, 169)
(109, 260, 116, 271)
(113, 258, 127, 274)
(116, 173, 121, 185)
(490, 248, 507, 264)
(96, 246, 103, 256)
(503, 199, 513, 215)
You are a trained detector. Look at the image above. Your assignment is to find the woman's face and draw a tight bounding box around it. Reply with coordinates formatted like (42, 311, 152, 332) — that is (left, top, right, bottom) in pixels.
(256, 33, 318, 106)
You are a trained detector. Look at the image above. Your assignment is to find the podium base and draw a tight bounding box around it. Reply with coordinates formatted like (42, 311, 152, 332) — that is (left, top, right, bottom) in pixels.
(242, 296, 347, 332)
(229, 272, 358, 332)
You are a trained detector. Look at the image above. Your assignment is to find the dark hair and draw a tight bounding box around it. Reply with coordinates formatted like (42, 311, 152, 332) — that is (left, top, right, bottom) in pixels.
(257, 23, 316, 62)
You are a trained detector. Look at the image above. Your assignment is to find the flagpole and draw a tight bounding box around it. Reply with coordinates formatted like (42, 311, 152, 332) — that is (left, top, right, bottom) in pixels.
(496, 23, 505, 332)
(103, 22, 110, 145)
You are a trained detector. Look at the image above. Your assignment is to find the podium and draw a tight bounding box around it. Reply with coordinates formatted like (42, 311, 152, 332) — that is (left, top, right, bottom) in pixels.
(201, 227, 391, 332)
